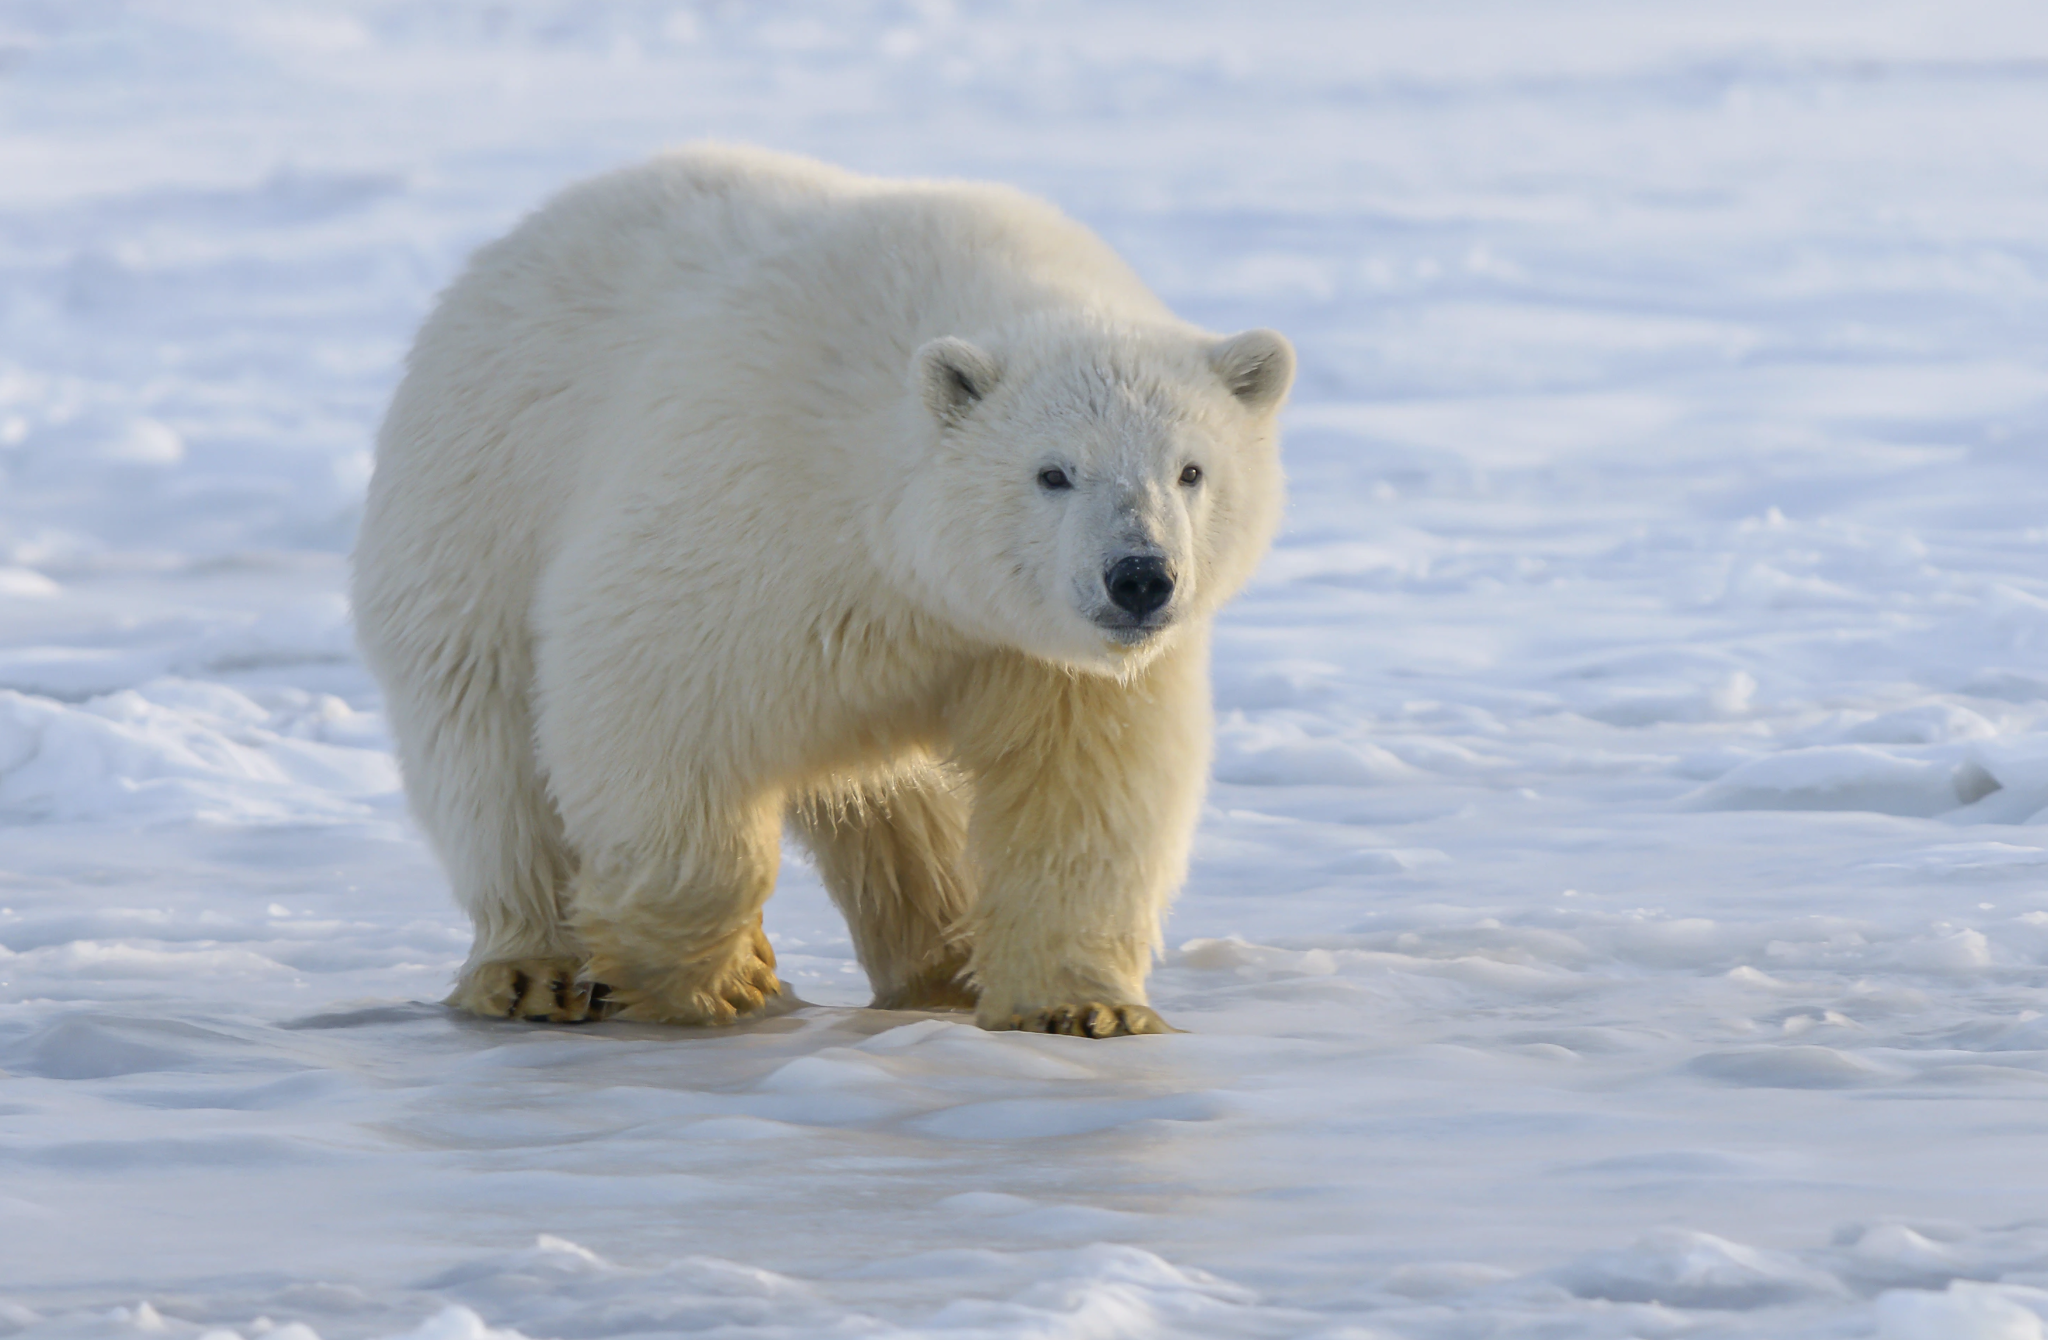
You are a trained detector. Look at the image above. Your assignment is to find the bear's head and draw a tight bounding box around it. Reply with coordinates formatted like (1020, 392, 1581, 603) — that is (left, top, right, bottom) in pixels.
(897, 316, 1293, 676)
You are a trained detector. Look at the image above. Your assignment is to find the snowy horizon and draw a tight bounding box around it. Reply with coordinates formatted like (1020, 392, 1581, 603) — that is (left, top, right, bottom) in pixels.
(6, 4, 2048, 1337)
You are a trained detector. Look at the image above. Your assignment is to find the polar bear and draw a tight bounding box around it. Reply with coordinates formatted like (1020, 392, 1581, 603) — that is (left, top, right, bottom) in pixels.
(352, 146, 1292, 1037)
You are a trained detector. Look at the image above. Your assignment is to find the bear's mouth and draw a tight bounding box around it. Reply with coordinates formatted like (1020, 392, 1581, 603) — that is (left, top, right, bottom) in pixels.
(1090, 607, 1172, 644)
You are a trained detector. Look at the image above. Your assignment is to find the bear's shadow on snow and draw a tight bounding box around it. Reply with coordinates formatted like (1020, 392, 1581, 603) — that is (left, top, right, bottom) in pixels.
(281, 994, 972, 1049)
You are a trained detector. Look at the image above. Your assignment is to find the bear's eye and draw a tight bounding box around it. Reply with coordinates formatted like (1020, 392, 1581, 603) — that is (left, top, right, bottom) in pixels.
(1038, 467, 1073, 491)
(1178, 464, 1203, 486)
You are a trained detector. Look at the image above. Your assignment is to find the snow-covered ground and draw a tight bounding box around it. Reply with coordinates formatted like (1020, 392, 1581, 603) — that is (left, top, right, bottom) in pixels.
(6, 3, 2048, 1336)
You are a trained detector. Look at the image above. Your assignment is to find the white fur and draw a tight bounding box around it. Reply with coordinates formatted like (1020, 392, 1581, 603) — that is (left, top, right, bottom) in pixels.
(352, 145, 1292, 1034)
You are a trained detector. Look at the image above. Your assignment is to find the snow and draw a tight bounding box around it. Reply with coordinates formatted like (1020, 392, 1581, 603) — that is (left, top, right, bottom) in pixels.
(4, 2, 2048, 1336)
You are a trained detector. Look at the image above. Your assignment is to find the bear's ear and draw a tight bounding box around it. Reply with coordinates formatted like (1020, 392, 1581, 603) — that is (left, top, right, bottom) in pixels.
(1210, 329, 1295, 414)
(913, 337, 1002, 427)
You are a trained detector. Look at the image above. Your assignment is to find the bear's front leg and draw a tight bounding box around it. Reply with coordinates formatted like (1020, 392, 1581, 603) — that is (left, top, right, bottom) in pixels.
(564, 797, 784, 1026)
(531, 521, 797, 1027)
(951, 643, 1210, 1037)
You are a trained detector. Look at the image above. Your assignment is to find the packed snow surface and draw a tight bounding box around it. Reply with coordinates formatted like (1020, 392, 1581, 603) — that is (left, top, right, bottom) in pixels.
(6, 3, 2048, 1336)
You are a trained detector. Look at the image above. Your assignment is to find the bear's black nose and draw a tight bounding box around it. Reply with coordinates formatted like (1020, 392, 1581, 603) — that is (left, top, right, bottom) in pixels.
(1105, 555, 1174, 618)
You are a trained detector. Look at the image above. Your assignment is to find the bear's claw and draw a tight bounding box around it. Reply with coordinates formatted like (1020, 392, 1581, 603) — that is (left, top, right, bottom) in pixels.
(447, 958, 615, 1023)
(996, 1002, 1179, 1038)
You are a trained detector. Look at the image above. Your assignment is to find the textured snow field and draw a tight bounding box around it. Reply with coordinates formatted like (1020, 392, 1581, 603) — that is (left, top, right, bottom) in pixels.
(7, 3, 2048, 1336)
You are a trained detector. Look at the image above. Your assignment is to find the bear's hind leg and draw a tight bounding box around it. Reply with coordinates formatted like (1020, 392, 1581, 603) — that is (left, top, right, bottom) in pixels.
(791, 766, 978, 1012)
(372, 637, 593, 1021)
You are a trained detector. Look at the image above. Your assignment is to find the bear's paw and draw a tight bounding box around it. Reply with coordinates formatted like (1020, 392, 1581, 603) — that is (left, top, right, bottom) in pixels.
(447, 958, 613, 1023)
(586, 923, 782, 1027)
(992, 1002, 1180, 1038)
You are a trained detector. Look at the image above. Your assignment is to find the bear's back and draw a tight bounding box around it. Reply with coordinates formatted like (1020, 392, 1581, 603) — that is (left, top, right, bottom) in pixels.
(445, 143, 1164, 355)
(358, 147, 1180, 676)
(383, 145, 1170, 487)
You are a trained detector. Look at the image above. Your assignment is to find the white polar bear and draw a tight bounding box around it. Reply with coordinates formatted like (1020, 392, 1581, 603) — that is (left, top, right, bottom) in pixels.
(352, 145, 1292, 1037)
